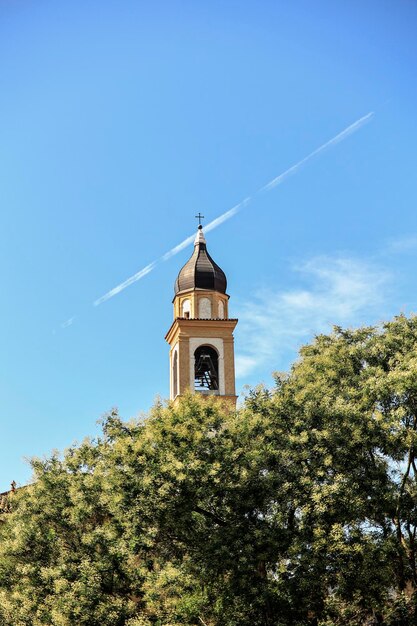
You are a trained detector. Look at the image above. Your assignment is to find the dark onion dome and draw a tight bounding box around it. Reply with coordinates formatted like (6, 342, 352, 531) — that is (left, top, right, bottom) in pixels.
(174, 225, 227, 295)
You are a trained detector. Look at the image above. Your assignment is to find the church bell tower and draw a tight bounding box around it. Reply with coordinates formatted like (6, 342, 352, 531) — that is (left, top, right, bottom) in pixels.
(165, 224, 238, 407)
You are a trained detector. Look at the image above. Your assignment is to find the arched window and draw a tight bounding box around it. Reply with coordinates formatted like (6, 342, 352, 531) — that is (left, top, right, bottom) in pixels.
(182, 299, 191, 319)
(194, 345, 219, 391)
(199, 297, 211, 319)
(218, 300, 225, 319)
(173, 350, 178, 397)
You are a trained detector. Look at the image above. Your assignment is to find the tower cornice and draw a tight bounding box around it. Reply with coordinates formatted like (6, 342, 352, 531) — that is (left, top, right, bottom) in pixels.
(165, 317, 238, 345)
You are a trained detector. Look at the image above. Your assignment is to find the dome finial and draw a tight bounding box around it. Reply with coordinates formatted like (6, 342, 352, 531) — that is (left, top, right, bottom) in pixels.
(194, 212, 206, 245)
(194, 224, 206, 245)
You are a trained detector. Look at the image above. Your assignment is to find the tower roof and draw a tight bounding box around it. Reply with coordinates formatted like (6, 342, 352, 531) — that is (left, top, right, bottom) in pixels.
(174, 226, 227, 295)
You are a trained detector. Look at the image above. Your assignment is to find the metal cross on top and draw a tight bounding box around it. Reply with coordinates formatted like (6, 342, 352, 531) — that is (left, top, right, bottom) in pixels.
(195, 212, 205, 226)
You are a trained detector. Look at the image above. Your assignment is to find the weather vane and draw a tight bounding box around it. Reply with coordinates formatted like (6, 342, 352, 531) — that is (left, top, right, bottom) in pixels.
(195, 212, 205, 226)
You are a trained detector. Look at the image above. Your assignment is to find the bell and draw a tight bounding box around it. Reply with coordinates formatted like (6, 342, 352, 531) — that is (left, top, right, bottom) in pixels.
(195, 351, 219, 390)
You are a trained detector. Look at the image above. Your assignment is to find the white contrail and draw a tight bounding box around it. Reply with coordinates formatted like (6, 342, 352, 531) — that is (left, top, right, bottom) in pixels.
(162, 233, 196, 262)
(162, 198, 250, 262)
(205, 197, 251, 233)
(261, 111, 374, 192)
(61, 317, 75, 328)
(94, 262, 157, 306)
(93, 112, 374, 306)
(94, 198, 253, 305)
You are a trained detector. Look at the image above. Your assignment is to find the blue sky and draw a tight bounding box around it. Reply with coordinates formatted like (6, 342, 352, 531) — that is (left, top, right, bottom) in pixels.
(1, 0, 417, 490)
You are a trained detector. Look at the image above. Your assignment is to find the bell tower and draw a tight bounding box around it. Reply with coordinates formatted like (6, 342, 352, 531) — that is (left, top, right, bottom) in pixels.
(165, 224, 238, 407)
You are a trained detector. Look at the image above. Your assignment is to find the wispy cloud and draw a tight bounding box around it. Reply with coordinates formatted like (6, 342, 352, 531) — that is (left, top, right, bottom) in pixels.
(387, 234, 417, 253)
(235, 255, 389, 378)
(261, 112, 374, 192)
(93, 112, 374, 306)
(61, 317, 75, 329)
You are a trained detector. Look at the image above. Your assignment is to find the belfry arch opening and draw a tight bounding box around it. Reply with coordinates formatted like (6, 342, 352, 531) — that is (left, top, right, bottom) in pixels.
(194, 345, 219, 391)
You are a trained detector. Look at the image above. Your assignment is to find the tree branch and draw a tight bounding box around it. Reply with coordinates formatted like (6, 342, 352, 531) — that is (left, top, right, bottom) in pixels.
(193, 505, 227, 527)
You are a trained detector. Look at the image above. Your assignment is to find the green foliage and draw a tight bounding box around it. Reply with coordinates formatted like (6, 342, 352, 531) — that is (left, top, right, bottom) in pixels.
(2, 314, 417, 624)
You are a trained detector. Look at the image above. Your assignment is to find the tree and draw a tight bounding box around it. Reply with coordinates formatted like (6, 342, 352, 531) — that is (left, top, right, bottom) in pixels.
(260, 314, 417, 623)
(2, 314, 417, 625)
